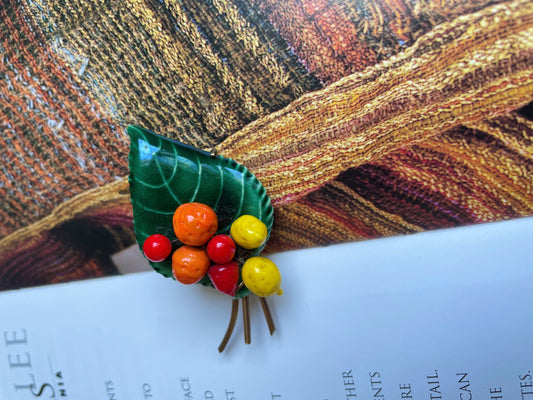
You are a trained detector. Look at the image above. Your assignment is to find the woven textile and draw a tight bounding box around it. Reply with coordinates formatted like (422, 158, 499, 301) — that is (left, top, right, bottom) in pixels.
(1, 0, 532, 290)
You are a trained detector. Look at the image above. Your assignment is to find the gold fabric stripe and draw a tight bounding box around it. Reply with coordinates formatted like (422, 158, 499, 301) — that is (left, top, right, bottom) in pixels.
(129, 0, 262, 120)
(466, 113, 533, 159)
(208, 0, 292, 88)
(266, 180, 423, 253)
(424, 135, 533, 210)
(381, 146, 507, 222)
(325, 180, 424, 236)
(217, 0, 533, 204)
(265, 202, 356, 252)
(0, 179, 130, 255)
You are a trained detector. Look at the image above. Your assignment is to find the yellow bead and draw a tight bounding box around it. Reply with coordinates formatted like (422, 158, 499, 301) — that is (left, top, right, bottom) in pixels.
(230, 215, 268, 250)
(242, 257, 282, 297)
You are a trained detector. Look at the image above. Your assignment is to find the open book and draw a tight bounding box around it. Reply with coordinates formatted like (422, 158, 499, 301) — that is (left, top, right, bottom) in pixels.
(1, 217, 532, 399)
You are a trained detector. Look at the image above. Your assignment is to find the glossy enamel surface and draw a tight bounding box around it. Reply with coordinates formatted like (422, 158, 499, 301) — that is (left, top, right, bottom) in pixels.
(128, 125, 273, 297)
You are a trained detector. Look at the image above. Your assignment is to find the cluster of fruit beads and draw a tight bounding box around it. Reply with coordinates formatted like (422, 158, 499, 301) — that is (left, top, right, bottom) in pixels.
(142, 202, 282, 298)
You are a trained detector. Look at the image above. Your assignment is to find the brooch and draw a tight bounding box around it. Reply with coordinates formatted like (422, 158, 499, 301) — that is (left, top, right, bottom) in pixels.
(127, 126, 282, 352)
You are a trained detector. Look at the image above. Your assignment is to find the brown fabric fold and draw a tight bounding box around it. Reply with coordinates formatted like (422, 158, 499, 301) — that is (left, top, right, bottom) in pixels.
(1, 0, 532, 290)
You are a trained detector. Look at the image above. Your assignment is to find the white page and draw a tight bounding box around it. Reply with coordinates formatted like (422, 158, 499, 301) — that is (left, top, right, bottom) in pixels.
(1, 218, 533, 399)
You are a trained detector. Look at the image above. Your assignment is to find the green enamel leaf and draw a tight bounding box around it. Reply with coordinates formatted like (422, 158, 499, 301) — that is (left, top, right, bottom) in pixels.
(127, 125, 274, 297)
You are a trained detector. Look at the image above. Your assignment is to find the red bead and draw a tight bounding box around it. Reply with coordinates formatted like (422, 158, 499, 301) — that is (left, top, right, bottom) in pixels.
(206, 234, 236, 264)
(208, 261, 240, 296)
(143, 234, 172, 262)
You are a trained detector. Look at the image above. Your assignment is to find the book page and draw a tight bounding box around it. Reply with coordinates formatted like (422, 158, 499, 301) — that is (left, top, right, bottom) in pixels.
(1, 218, 532, 399)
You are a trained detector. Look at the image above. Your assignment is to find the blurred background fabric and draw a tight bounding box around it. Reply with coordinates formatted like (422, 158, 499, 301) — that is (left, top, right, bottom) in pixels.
(1, 0, 532, 290)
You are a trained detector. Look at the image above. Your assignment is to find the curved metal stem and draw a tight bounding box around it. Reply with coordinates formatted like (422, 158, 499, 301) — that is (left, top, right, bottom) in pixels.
(259, 297, 276, 335)
(242, 296, 251, 344)
(218, 299, 239, 353)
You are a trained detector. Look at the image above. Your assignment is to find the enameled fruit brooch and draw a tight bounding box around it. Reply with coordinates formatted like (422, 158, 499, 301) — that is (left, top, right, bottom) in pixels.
(128, 125, 282, 351)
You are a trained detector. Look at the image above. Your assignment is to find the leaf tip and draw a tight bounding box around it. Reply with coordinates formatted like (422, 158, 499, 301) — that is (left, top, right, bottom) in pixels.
(127, 125, 144, 140)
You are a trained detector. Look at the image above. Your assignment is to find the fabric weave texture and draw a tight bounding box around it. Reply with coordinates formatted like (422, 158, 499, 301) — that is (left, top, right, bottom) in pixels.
(1, 0, 532, 290)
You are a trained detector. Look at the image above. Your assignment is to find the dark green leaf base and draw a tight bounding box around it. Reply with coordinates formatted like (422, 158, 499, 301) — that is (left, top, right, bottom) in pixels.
(127, 125, 274, 298)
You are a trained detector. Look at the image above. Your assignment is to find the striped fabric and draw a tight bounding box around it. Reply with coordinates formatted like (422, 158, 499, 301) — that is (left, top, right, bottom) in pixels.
(0, 0, 532, 290)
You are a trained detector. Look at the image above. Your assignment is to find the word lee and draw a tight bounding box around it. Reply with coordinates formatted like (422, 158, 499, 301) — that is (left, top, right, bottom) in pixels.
(3, 329, 67, 398)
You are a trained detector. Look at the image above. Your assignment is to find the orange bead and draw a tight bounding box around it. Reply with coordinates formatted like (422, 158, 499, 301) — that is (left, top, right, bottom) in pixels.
(173, 202, 218, 246)
(172, 245, 211, 285)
